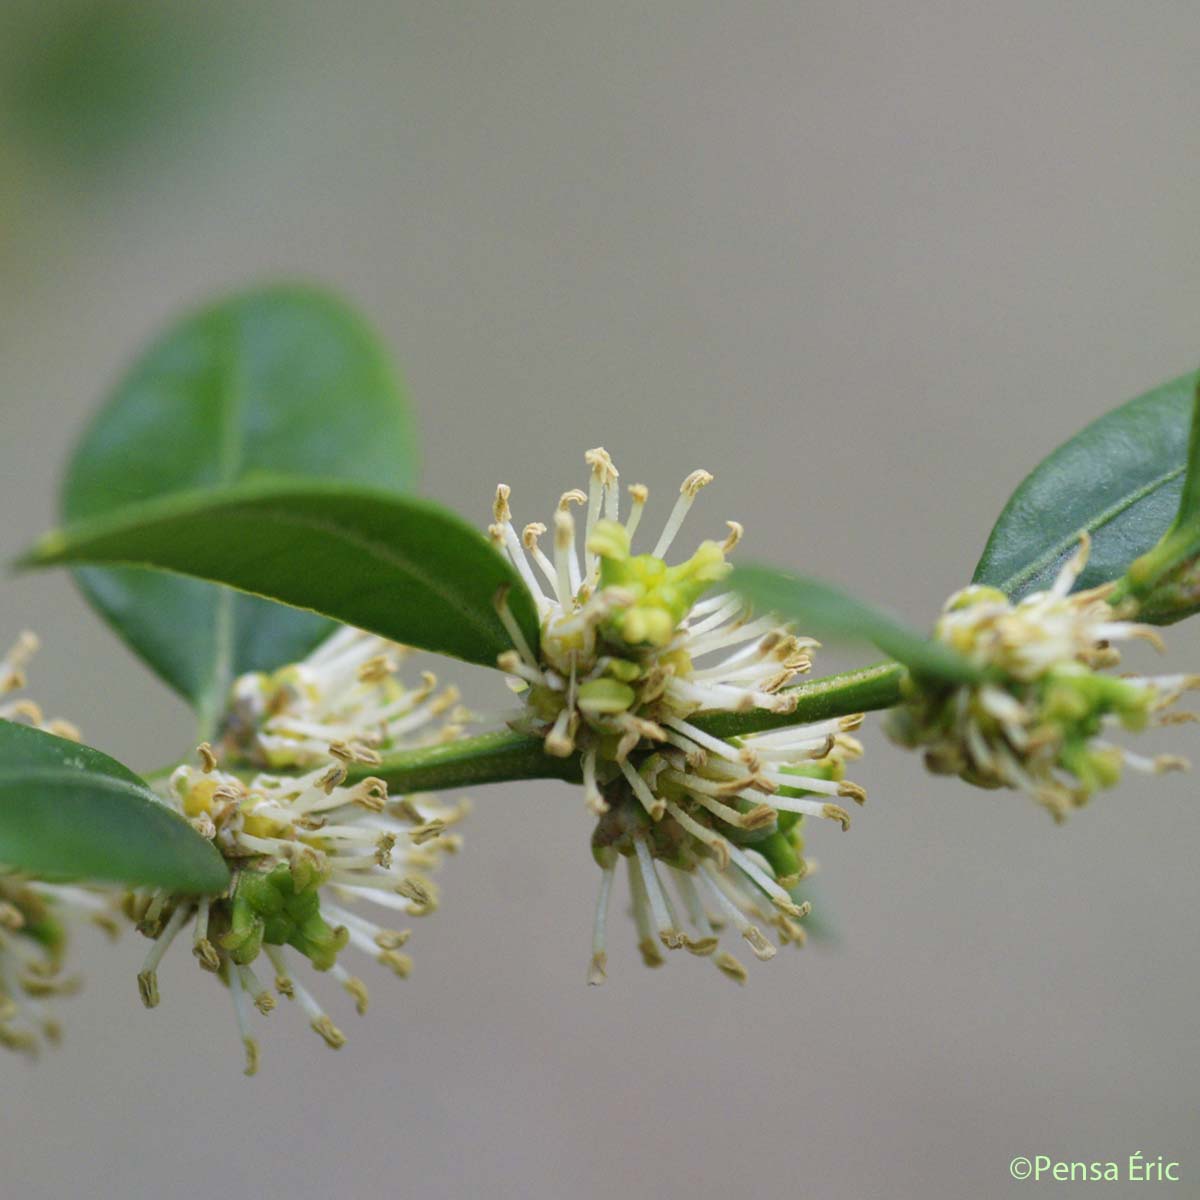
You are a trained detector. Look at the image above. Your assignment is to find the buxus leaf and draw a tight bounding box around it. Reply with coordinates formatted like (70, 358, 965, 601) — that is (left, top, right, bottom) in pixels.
(25, 478, 541, 670)
(62, 284, 418, 733)
(0, 721, 228, 893)
(973, 369, 1198, 601)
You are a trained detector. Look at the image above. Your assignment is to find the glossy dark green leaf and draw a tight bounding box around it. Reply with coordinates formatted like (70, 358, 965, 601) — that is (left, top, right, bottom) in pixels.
(1110, 379, 1200, 623)
(730, 565, 979, 684)
(972, 370, 1198, 599)
(26, 479, 540, 670)
(0, 721, 228, 892)
(1172, 379, 1200, 528)
(62, 284, 418, 731)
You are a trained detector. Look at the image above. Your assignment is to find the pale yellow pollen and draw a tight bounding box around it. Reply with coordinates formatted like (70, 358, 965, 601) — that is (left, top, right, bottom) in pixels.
(522, 521, 547, 550)
(343, 976, 370, 1015)
(777, 919, 807, 946)
(243, 1038, 260, 1077)
(5, 700, 42, 724)
(627, 483, 648, 504)
(721, 521, 743, 552)
(379, 949, 413, 977)
(137, 970, 160, 1009)
(316, 764, 347, 794)
(557, 489, 587, 512)
(373, 928, 410, 950)
(193, 938, 221, 973)
(493, 483, 512, 523)
(638, 937, 665, 968)
(253, 990, 276, 1016)
(1157, 711, 1200, 726)
(351, 778, 388, 812)
(311, 1016, 346, 1050)
(585, 447, 619, 486)
(1125, 626, 1167, 652)
(189, 814, 216, 840)
(274, 975, 295, 999)
(715, 953, 747, 983)
(1153, 754, 1189, 773)
(680, 469, 714, 499)
(658, 927, 685, 950)
(0, 1026, 38, 1053)
(395, 876, 437, 915)
(329, 740, 382, 766)
(741, 804, 778, 831)
(833, 733, 865, 760)
(838, 780, 867, 805)
(401, 820, 441, 846)
(357, 654, 397, 684)
(18, 972, 79, 999)
(771, 895, 805, 919)
(738, 747, 763, 773)
(197, 742, 218, 773)
(740, 926, 776, 961)
(822, 803, 852, 831)
(587, 951, 607, 986)
(375, 832, 396, 868)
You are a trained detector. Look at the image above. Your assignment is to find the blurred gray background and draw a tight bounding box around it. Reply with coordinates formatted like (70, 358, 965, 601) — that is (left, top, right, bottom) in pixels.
(2, 2, 1198, 1197)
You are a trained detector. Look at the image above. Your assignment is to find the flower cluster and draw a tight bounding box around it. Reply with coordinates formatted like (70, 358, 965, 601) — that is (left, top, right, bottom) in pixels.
(488, 450, 866, 979)
(220, 625, 468, 768)
(887, 534, 1195, 821)
(135, 630, 469, 1074)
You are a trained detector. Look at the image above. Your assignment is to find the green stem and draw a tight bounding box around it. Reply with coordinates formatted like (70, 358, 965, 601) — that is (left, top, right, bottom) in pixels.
(690, 660, 904, 740)
(362, 729, 582, 792)
(360, 659, 906, 796)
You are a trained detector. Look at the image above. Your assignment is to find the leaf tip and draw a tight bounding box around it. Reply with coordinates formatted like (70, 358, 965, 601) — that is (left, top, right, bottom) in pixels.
(13, 530, 68, 571)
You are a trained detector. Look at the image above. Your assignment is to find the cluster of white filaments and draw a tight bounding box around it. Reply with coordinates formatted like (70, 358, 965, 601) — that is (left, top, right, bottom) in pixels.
(134, 631, 469, 1075)
(889, 534, 1197, 821)
(487, 450, 867, 979)
(589, 729, 863, 983)
(221, 626, 469, 769)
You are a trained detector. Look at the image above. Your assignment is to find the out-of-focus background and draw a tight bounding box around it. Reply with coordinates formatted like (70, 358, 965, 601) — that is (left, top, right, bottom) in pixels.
(2, 3, 1198, 1197)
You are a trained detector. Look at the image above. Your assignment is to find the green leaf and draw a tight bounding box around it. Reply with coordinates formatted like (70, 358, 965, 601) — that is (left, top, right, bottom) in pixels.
(972, 369, 1198, 599)
(0, 721, 228, 892)
(1171, 379, 1200, 527)
(25, 478, 540, 670)
(730, 565, 979, 684)
(61, 284, 418, 732)
(1110, 379, 1200, 623)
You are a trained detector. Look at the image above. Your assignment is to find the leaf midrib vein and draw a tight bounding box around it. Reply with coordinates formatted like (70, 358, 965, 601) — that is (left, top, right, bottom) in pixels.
(999, 463, 1184, 595)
